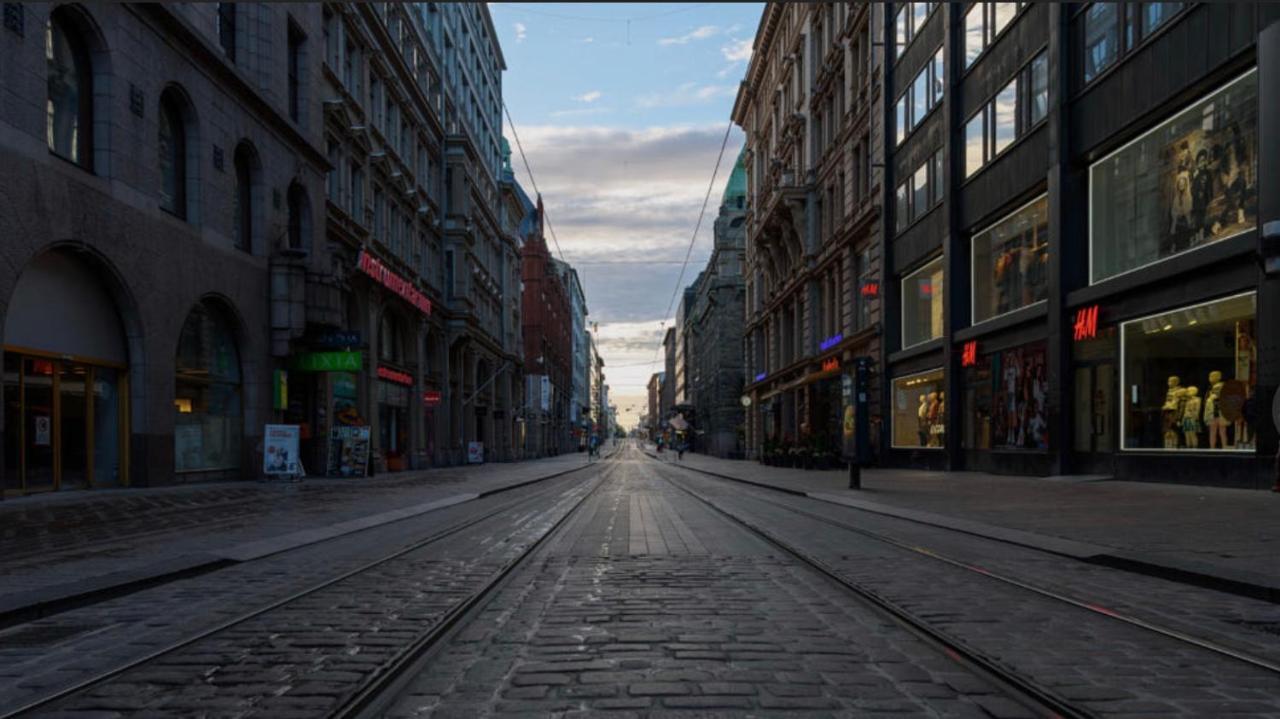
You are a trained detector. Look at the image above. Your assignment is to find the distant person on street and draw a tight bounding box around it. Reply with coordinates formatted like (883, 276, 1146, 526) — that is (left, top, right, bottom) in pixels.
(588, 433, 600, 461)
(677, 439, 687, 461)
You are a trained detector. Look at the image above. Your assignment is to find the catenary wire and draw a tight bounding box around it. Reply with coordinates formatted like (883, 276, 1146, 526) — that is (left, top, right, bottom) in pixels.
(502, 101, 566, 264)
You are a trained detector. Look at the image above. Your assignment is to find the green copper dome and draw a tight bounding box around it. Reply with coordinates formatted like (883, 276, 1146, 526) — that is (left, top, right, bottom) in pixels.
(722, 147, 746, 205)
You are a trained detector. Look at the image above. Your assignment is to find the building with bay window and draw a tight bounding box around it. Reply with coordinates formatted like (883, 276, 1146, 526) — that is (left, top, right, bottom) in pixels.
(1, 3, 327, 495)
(877, 2, 1278, 488)
(734, 3, 885, 462)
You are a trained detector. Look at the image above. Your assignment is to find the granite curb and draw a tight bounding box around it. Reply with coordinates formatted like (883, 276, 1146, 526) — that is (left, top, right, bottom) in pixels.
(644, 451, 1280, 604)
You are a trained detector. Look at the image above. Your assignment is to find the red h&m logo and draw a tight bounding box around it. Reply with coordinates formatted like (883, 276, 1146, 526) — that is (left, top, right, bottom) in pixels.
(1073, 305, 1100, 341)
(960, 341, 978, 368)
(822, 357, 840, 373)
(860, 281, 880, 298)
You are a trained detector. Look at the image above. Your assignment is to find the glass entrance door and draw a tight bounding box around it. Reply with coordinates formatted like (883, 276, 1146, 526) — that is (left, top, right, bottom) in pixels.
(1072, 362, 1115, 472)
(59, 362, 89, 490)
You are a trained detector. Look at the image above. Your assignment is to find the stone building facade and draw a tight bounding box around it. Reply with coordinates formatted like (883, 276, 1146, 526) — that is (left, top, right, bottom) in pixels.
(685, 152, 749, 458)
(1, 3, 328, 494)
(734, 3, 885, 462)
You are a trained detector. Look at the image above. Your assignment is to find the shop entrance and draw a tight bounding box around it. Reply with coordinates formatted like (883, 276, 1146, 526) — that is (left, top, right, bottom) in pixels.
(1072, 362, 1115, 473)
(3, 251, 131, 495)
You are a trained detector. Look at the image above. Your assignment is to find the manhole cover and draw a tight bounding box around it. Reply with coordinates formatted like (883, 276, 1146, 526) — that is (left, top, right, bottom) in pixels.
(0, 623, 97, 648)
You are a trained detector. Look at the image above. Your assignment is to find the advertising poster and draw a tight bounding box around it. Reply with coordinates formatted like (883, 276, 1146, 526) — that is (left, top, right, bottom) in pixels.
(327, 426, 371, 477)
(467, 441, 485, 464)
(263, 424, 301, 476)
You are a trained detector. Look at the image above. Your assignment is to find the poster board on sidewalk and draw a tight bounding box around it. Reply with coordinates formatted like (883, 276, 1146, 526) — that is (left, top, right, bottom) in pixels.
(264, 424, 302, 476)
(467, 441, 484, 464)
(326, 426, 371, 477)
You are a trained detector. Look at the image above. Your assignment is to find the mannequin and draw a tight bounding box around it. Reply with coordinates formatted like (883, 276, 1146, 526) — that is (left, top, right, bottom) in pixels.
(1236, 386, 1252, 449)
(926, 392, 941, 447)
(1181, 386, 1201, 449)
(917, 395, 929, 447)
(1205, 370, 1229, 449)
(1161, 376, 1185, 449)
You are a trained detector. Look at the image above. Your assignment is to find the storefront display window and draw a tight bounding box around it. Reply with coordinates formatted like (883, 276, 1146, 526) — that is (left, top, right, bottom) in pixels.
(972, 196, 1048, 324)
(901, 257, 944, 348)
(175, 302, 243, 472)
(1121, 292, 1256, 452)
(1090, 69, 1257, 283)
(892, 368, 945, 449)
(962, 342, 1048, 450)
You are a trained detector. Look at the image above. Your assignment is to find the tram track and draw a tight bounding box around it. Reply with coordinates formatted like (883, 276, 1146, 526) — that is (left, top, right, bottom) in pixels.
(1, 455, 620, 718)
(649, 457, 1091, 719)
(656, 456, 1280, 680)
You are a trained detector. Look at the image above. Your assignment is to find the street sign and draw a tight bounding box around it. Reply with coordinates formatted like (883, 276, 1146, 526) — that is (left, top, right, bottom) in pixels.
(423, 390, 443, 407)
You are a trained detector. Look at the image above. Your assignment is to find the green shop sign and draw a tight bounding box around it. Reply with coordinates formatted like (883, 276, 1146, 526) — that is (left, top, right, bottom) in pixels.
(293, 351, 362, 372)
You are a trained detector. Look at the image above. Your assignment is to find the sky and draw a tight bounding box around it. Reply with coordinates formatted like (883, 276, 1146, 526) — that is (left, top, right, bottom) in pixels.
(489, 2, 763, 430)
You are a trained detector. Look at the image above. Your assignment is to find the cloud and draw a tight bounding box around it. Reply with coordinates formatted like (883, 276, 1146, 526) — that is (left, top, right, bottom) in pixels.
(573, 90, 603, 103)
(549, 107, 613, 119)
(721, 38, 753, 63)
(634, 83, 737, 109)
(658, 25, 720, 46)
(513, 22, 527, 42)
(581, 37, 595, 44)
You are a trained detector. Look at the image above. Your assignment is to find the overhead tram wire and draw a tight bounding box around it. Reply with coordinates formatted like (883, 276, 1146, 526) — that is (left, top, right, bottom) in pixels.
(503, 101, 566, 264)
(647, 118, 735, 372)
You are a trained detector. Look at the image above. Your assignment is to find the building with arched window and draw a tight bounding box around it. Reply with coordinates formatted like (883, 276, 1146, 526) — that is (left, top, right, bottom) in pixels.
(0, 4, 328, 494)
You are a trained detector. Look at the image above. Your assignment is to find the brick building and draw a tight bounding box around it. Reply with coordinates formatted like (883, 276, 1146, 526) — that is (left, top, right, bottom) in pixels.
(521, 197, 572, 457)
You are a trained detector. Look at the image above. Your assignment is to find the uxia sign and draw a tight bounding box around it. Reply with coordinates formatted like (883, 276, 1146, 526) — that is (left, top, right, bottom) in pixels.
(961, 340, 978, 367)
(377, 366, 414, 386)
(1073, 305, 1100, 341)
(358, 250, 432, 316)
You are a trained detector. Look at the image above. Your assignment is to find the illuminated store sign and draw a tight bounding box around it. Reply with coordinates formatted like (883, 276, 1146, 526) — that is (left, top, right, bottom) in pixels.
(422, 390, 442, 407)
(822, 357, 840, 373)
(377, 366, 414, 386)
(860, 281, 880, 298)
(961, 340, 978, 367)
(358, 250, 432, 316)
(820, 334, 843, 352)
(754, 372, 767, 382)
(1073, 305, 1100, 341)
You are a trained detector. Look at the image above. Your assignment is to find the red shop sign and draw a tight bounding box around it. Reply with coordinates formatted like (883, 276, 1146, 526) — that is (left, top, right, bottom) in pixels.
(377, 366, 414, 386)
(1073, 305, 1100, 341)
(358, 250, 432, 316)
(960, 340, 978, 367)
(822, 357, 840, 373)
(422, 390, 442, 407)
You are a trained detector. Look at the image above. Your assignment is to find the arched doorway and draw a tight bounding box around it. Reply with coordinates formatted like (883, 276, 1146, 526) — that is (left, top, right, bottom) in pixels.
(174, 300, 243, 475)
(3, 250, 130, 493)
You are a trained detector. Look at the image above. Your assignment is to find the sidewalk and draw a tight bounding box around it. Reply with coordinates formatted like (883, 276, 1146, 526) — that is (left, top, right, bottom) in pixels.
(0, 452, 604, 623)
(648, 448, 1280, 602)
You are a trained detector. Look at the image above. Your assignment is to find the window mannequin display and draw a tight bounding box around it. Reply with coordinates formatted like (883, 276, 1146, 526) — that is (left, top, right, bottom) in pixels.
(1161, 376, 1186, 448)
(926, 391, 942, 447)
(1180, 386, 1201, 449)
(1205, 370, 1230, 449)
(917, 395, 929, 447)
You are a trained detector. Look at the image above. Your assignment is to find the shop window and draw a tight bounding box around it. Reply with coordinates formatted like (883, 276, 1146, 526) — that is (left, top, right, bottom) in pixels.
(1121, 293, 1256, 452)
(1080, 2, 1185, 86)
(891, 368, 945, 449)
(158, 90, 187, 218)
(971, 195, 1049, 324)
(233, 141, 257, 253)
(1089, 69, 1256, 284)
(962, 342, 1048, 450)
(46, 7, 93, 170)
(175, 301, 243, 472)
(901, 256, 944, 349)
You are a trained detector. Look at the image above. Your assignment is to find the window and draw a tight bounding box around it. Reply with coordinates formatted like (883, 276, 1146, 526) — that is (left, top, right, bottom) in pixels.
(1081, 2, 1185, 86)
(896, 48, 945, 145)
(217, 3, 236, 62)
(1121, 293, 1256, 452)
(287, 183, 308, 251)
(1090, 70, 1256, 283)
(901, 256, 944, 348)
(971, 195, 1048, 324)
(232, 143, 256, 252)
(350, 162, 363, 220)
(288, 23, 304, 122)
(965, 2, 1023, 69)
(373, 186, 385, 240)
(962, 341, 1048, 450)
(158, 90, 187, 218)
(892, 368, 946, 448)
(894, 2, 936, 60)
(896, 148, 945, 232)
(964, 52, 1047, 178)
(175, 301, 243, 472)
(1082, 3, 1118, 82)
(46, 8, 93, 169)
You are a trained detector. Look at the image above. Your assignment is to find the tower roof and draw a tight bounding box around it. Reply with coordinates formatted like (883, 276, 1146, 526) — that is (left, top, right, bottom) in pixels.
(721, 147, 747, 205)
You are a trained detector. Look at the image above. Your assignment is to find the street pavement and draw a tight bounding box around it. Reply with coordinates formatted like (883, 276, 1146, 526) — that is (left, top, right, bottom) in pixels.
(0, 450, 608, 621)
(646, 448, 1280, 598)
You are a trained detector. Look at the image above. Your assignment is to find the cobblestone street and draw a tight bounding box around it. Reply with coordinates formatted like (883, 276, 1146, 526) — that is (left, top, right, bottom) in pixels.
(6, 444, 1273, 717)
